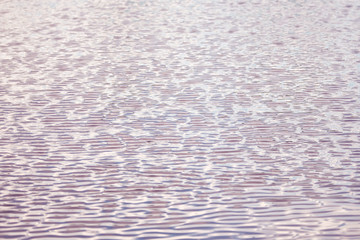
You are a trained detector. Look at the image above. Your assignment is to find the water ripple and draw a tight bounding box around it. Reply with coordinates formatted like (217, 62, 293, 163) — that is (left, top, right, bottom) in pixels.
(1, 0, 360, 239)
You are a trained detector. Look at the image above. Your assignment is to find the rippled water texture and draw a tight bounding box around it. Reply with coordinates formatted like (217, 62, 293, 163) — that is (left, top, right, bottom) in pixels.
(1, 0, 360, 239)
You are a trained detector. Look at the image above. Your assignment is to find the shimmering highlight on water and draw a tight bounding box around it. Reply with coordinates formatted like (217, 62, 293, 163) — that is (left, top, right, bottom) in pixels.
(1, 0, 360, 239)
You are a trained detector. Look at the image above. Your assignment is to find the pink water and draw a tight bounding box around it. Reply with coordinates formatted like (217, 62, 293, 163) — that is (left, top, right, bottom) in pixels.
(1, 0, 360, 239)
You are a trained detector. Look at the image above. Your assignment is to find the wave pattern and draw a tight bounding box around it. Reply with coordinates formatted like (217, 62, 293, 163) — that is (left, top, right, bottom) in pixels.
(1, 0, 360, 239)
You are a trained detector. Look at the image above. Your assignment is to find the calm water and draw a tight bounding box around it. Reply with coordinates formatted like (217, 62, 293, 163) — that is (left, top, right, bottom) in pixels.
(1, 0, 360, 239)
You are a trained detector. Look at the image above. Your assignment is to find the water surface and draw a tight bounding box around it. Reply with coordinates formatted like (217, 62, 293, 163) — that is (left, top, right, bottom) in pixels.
(1, 0, 360, 239)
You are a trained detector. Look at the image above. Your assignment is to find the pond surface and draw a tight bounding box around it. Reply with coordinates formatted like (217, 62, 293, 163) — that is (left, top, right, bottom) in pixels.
(0, 0, 360, 239)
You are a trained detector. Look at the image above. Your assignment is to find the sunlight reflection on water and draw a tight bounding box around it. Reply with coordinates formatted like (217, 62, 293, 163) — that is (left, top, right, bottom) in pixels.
(1, 0, 360, 239)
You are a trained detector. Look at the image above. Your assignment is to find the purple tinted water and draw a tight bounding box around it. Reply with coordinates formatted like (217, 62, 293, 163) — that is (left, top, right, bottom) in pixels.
(0, 0, 360, 239)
